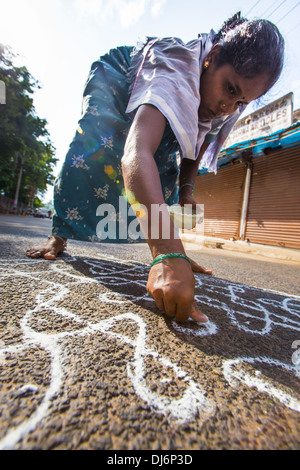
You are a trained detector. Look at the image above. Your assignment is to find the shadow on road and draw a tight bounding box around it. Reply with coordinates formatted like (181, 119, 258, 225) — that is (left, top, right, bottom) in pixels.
(68, 254, 300, 393)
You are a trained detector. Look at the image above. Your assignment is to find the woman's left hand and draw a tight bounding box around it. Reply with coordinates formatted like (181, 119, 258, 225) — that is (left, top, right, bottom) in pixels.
(178, 193, 198, 210)
(179, 193, 213, 275)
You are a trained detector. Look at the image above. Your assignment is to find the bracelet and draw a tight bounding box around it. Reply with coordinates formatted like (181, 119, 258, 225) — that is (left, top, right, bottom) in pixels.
(179, 183, 194, 195)
(151, 253, 191, 267)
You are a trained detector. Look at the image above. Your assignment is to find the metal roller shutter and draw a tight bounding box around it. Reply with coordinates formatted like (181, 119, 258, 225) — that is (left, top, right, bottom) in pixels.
(245, 146, 300, 248)
(194, 163, 246, 239)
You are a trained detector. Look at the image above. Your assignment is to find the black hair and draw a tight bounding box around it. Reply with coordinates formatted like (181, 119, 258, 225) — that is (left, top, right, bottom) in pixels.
(213, 12, 285, 94)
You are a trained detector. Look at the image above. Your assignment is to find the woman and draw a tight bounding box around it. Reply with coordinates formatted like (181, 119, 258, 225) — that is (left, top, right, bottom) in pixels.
(26, 12, 284, 323)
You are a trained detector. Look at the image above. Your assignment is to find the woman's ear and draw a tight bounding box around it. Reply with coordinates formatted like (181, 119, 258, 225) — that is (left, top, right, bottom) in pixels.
(203, 45, 222, 70)
(208, 44, 222, 64)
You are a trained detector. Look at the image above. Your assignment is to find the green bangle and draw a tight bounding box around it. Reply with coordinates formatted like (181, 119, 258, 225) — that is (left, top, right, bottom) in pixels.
(179, 183, 194, 195)
(151, 253, 191, 267)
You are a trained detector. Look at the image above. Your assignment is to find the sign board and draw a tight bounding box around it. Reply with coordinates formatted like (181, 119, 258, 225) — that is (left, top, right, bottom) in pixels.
(224, 92, 294, 148)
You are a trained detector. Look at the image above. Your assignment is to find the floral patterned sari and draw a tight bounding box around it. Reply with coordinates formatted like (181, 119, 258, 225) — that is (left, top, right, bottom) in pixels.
(52, 45, 179, 243)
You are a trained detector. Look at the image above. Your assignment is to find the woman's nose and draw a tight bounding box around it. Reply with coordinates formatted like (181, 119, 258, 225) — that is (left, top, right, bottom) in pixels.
(220, 101, 237, 115)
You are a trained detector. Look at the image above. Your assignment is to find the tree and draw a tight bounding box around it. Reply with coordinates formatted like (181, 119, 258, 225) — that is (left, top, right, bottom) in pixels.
(0, 44, 57, 207)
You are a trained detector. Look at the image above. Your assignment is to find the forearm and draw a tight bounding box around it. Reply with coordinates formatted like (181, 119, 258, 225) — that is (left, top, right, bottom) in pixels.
(122, 148, 185, 259)
(178, 142, 210, 205)
(179, 141, 210, 187)
(121, 105, 208, 323)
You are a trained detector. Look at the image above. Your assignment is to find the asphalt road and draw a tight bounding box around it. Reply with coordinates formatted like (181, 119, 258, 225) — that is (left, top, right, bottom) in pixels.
(0, 215, 299, 451)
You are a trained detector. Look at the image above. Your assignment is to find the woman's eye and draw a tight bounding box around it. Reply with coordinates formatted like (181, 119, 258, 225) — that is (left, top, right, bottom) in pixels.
(228, 84, 235, 96)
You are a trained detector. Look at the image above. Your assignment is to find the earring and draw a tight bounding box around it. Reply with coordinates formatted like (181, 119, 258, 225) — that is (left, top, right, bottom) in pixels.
(203, 60, 209, 69)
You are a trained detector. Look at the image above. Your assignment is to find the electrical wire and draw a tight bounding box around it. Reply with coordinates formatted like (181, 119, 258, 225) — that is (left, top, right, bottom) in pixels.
(277, 1, 300, 24)
(245, 0, 262, 16)
(266, 0, 287, 19)
(260, 0, 282, 18)
(286, 21, 300, 34)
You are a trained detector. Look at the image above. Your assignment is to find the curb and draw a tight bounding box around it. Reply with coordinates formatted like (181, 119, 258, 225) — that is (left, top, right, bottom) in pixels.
(180, 232, 300, 263)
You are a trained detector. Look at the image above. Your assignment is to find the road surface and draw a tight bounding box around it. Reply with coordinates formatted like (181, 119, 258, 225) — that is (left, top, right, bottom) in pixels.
(0, 215, 299, 450)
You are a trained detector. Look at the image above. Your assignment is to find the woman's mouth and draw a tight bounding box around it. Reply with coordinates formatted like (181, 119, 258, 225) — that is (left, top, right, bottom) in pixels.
(199, 106, 218, 121)
(206, 109, 217, 119)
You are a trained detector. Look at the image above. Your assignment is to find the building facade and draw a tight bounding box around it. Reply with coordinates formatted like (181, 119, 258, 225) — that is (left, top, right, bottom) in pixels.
(194, 116, 300, 249)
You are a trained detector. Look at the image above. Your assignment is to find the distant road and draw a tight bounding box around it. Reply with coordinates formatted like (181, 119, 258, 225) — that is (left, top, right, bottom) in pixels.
(1, 214, 299, 296)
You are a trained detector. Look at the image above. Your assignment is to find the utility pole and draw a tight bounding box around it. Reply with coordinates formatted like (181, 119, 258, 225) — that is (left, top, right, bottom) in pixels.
(0, 80, 5, 104)
(13, 151, 26, 211)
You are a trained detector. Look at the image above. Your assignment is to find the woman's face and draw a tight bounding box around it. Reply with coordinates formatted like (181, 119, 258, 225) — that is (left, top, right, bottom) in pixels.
(199, 47, 269, 121)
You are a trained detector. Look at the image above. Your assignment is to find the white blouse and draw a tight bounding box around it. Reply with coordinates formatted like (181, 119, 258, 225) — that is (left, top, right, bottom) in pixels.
(126, 32, 246, 173)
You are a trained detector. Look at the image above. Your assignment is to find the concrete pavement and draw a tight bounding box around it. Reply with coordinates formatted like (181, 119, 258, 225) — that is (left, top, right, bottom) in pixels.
(0, 215, 299, 450)
(181, 231, 300, 262)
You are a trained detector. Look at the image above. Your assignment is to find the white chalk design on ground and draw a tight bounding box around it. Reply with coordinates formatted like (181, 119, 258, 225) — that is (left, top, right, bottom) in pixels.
(223, 357, 300, 412)
(194, 276, 300, 336)
(0, 255, 299, 449)
(0, 256, 214, 449)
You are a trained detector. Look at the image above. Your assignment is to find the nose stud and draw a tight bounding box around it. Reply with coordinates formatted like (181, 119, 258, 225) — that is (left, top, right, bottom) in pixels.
(221, 103, 226, 108)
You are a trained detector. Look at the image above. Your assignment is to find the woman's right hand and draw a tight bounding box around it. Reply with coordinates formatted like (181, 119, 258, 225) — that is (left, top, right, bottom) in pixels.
(121, 105, 208, 323)
(146, 258, 208, 323)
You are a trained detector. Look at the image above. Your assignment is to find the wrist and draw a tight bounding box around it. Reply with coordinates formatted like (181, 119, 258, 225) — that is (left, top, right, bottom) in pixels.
(151, 253, 191, 268)
(148, 239, 186, 260)
(179, 182, 194, 196)
(179, 186, 194, 198)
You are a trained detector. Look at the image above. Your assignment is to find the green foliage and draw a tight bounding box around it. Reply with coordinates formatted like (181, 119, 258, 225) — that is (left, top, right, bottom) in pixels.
(33, 196, 44, 208)
(0, 44, 58, 206)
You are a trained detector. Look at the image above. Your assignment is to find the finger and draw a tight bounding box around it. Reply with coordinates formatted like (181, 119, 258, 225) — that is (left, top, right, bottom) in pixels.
(163, 297, 177, 319)
(150, 294, 165, 312)
(190, 301, 208, 323)
(190, 258, 213, 275)
(174, 299, 193, 323)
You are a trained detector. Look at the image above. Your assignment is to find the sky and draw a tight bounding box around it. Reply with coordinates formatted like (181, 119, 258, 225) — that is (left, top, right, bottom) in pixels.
(1, 0, 300, 203)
